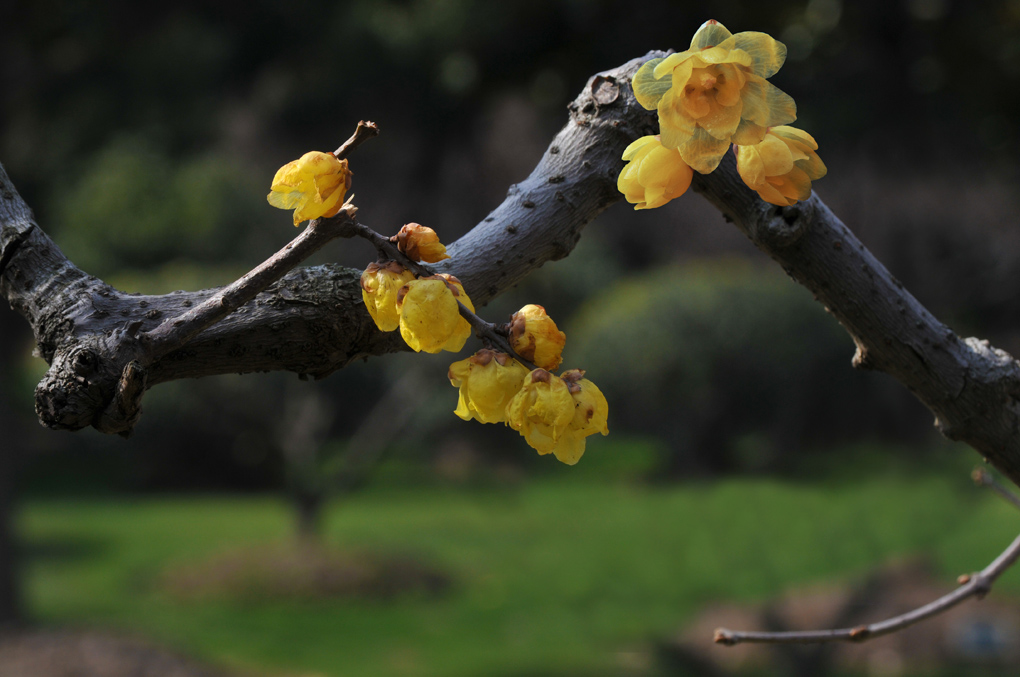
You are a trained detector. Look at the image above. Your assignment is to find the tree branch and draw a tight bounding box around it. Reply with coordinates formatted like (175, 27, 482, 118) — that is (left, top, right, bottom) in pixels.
(5, 50, 1020, 496)
(715, 470, 1020, 646)
(0, 54, 655, 436)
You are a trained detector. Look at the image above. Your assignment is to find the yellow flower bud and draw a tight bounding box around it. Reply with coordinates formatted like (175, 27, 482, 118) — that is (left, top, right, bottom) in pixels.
(735, 126, 826, 206)
(397, 274, 475, 353)
(508, 304, 566, 371)
(267, 151, 353, 226)
(506, 369, 575, 459)
(448, 350, 529, 424)
(618, 135, 694, 210)
(395, 223, 451, 263)
(360, 261, 415, 332)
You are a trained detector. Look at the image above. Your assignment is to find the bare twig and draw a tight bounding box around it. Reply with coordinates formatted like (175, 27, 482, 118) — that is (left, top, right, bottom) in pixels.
(973, 467, 1020, 512)
(715, 506, 1020, 646)
(333, 120, 380, 160)
(141, 206, 358, 360)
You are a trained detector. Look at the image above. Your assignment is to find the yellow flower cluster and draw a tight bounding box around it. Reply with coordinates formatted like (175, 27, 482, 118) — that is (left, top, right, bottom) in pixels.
(271, 145, 610, 466)
(619, 20, 826, 209)
(268, 151, 352, 226)
(446, 307, 608, 465)
(358, 223, 475, 353)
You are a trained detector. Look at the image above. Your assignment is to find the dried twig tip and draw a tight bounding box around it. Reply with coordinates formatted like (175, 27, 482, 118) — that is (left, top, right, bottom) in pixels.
(713, 628, 736, 646)
(849, 626, 870, 641)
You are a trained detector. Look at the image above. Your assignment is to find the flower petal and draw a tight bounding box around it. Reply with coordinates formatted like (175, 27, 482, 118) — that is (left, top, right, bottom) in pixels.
(740, 75, 797, 127)
(731, 118, 768, 146)
(678, 126, 732, 174)
(632, 57, 671, 110)
(622, 135, 658, 161)
(690, 20, 733, 50)
(736, 145, 766, 187)
(731, 32, 788, 78)
(757, 133, 795, 176)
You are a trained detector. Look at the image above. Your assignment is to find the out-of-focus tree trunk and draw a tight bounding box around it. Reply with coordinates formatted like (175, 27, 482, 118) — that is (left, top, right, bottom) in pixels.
(278, 384, 333, 542)
(0, 303, 25, 627)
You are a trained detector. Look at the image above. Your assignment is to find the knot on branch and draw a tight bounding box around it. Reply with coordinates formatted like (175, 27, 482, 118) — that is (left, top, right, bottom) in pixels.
(567, 51, 664, 137)
(34, 329, 147, 435)
(751, 196, 817, 250)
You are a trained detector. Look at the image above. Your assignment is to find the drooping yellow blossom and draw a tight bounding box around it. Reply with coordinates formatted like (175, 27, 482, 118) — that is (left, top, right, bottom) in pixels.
(553, 369, 610, 465)
(397, 274, 475, 353)
(506, 369, 576, 461)
(267, 151, 353, 226)
(360, 261, 415, 332)
(394, 223, 451, 263)
(618, 135, 694, 210)
(632, 20, 796, 174)
(508, 304, 567, 371)
(448, 349, 529, 424)
(735, 126, 827, 206)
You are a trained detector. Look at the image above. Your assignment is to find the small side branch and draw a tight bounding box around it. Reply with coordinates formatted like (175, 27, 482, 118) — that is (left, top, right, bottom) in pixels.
(715, 473, 1020, 646)
(333, 120, 379, 159)
(142, 206, 357, 360)
(973, 467, 1020, 512)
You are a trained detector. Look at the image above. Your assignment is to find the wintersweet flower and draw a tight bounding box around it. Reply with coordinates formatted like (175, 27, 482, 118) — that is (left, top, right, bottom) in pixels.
(360, 261, 415, 332)
(397, 274, 474, 353)
(618, 135, 694, 210)
(448, 349, 529, 424)
(553, 369, 611, 465)
(395, 223, 450, 263)
(735, 126, 827, 206)
(267, 151, 352, 226)
(632, 20, 796, 174)
(506, 369, 575, 460)
(508, 304, 567, 371)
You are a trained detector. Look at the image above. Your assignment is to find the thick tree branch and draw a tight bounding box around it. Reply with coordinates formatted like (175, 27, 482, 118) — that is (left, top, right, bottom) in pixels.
(4, 49, 1020, 495)
(0, 54, 657, 436)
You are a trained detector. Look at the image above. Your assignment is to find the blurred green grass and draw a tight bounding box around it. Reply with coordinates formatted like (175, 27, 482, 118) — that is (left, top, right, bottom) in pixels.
(20, 451, 1020, 677)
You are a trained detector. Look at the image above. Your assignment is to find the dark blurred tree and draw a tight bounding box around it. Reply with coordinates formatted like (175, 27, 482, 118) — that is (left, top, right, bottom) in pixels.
(0, 304, 26, 626)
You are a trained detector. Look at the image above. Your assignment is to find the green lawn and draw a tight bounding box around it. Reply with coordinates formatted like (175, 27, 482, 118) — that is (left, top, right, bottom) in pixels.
(20, 462, 1020, 676)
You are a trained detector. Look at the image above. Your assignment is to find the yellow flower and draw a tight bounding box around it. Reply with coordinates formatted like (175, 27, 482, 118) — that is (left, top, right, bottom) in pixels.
(395, 223, 451, 263)
(267, 151, 352, 226)
(618, 135, 694, 210)
(538, 370, 610, 465)
(397, 274, 474, 353)
(735, 126, 826, 206)
(506, 369, 576, 459)
(360, 261, 415, 332)
(632, 20, 796, 174)
(508, 304, 567, 371)
(448, 349, 529, 424)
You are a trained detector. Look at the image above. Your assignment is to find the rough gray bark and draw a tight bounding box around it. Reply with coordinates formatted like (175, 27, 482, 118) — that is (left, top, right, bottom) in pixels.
(4, 52, 1020, 487)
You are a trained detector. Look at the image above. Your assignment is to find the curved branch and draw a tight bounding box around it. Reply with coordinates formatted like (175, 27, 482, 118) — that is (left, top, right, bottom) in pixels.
(714, 529, 1020, 645)
(0, 53, 658, 435)
(715, 472, 1020, 646)
(5, 48, 1020, 495)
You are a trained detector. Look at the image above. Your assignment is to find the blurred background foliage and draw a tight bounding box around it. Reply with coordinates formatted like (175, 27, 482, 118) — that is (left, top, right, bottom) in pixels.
(5, 1, 1020, 675)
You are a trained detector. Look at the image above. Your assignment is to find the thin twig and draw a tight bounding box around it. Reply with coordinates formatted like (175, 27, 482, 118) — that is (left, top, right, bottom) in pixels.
(333, 120, 380, 160)
(141, 207, 358, 359)
(715, 517, 1020, 646)
(973, 467, 1020, 512)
